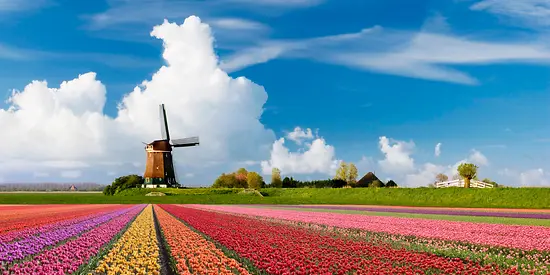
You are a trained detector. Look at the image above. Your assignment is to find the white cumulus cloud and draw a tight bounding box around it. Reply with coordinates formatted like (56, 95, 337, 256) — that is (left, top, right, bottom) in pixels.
(520, 168, 549, 186)
(286, 126, 314, 145)
(404, 163, 446, 187)
(499, 168, 550, 187)
(0, 16, 275, 183)
(260, 132, 340, 175)
(468, 149, 489, 166)
(378, 136, 415, 175)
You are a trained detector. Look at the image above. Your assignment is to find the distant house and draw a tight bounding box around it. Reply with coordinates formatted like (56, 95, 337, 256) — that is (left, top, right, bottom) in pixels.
(356, 172, 384, 187)
(69, 185, 77, 191)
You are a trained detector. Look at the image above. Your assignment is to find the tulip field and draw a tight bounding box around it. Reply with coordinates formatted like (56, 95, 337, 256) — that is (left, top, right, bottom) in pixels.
(1, 204, 549, 274)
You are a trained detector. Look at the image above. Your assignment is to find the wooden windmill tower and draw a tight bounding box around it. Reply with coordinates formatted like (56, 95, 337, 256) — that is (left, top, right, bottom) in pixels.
(143, 104, 199, 188)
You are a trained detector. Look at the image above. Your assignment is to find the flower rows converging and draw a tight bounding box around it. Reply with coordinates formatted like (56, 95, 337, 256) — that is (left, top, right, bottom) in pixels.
(155, 206, 250, 275)
(161, 205, 512, 275)
(190, 204, 550, 251)
(273, 205, 550, 219)
(0, 205, 127, 243)
(93, 204, 160, 275)
(1, 204, 145, 274)
(1, 203, 548, 275)
(0, 205, 120, 235)
(0, 207, 133, 263)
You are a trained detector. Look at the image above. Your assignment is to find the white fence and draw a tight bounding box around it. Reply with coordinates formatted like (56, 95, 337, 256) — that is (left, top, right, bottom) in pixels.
(435, 179, 494, 188)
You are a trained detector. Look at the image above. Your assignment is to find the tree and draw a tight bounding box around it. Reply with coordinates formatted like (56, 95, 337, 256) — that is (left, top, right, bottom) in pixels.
(103, 174, 144, 196)
(435, 173, 448, 183)
(457, 163, 478, 188)
(235, 168, 248, 185)
(236, 168, 248, 179)
(212, 173, 248, 188)
(271, 167, 282, 188)
(334, 162, 348, 181)
(347, 163, 358, 185)
(247, 172, 263, 190)
(451, 174, 461, 180)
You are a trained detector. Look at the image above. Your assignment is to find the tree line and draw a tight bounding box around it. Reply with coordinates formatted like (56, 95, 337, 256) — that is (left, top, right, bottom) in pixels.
(211, 161, 399, 189)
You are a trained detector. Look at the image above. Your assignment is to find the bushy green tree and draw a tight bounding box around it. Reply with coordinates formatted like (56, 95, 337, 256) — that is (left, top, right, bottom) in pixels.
(457, 163, 478, 188)
(282, 176, 299, 188)
(236, 168, 248, 181)
(103, 174, 144, 196)
(212, 173, 248, 188)
(247, 172, 263, 190)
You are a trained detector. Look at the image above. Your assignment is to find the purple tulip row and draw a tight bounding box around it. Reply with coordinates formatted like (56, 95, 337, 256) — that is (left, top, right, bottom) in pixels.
(0, 206, 134, 264)
(1, 204, 145, 275)
(0, 208, 121, 244)
(272, 205, 550, 219)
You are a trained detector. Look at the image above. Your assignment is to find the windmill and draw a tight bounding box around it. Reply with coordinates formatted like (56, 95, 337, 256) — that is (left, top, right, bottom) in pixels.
(143, 104, 199, 188)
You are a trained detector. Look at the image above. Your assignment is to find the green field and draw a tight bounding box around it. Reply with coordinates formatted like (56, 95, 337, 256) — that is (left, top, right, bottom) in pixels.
(0, 187, 549, 209)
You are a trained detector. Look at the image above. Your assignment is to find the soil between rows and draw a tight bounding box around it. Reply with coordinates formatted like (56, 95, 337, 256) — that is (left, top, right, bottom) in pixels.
(152, 206, 177, 275)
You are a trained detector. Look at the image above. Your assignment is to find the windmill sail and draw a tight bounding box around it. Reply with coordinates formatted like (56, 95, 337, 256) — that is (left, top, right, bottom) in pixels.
(159, 104, 170, 141)
(172, 136, 199, 147)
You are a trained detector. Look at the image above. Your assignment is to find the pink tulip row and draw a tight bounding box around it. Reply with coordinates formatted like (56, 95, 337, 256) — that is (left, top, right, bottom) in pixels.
(189, 205, 550, 251)
(0, 204, 145, 275)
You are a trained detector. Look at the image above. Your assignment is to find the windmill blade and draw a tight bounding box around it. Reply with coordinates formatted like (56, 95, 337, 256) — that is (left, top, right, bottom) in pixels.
(159, 104, 170, 141)
(172, 136, 199, 147)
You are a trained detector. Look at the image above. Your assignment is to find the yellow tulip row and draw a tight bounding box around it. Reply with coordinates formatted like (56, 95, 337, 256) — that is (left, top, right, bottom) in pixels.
(92, 204, 160, 275)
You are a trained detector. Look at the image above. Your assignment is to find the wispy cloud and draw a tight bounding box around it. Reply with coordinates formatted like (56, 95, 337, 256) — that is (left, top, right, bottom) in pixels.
(0, 44, 40, 60)
(209, 18, 268, 31)
(84, 0, 319, 30)
(0, 44, 158, 68)
(225, 0, 323, 7)
(471, 0, 550, 29)
(481, 144, 507, 149)
(0, 0, 50, 12)
(221, 25, 550, 84)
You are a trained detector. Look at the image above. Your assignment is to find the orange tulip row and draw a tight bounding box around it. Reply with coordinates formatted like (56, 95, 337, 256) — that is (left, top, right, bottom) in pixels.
(154, 206, 250, 275)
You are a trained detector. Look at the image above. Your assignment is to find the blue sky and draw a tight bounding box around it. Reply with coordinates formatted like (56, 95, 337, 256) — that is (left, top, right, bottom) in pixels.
(0, 0, 549, 187)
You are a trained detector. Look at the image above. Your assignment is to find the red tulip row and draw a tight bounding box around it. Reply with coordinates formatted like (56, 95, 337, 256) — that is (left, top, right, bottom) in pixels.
(160, 205, 515, 275)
